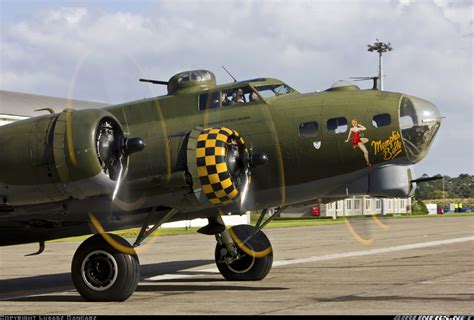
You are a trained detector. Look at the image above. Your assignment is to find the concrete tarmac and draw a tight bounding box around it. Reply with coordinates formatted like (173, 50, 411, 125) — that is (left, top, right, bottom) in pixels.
(0, 216, 473, 315)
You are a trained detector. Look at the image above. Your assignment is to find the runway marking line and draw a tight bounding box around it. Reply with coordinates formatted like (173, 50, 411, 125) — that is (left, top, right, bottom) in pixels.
(146, 236, 474, 281)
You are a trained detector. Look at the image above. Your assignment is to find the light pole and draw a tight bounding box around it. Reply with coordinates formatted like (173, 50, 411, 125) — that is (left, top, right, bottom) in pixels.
(367, 39, 393, 90)
(442, 176, 445, 210)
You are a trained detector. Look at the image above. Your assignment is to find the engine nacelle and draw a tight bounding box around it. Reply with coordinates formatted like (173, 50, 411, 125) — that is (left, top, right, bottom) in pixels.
(186, 127, 250, 208)
(0, 108, 141, 206)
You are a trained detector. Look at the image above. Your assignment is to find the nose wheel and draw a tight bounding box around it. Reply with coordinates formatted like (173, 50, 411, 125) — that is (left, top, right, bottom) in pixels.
(71, 233, 140, 301)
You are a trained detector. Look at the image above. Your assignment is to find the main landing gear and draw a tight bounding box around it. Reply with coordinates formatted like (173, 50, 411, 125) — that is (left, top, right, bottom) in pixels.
(71, 208, 178, 301)
(215, 224, 273, 281)
(71, 233, 140, 301)
(202, 207, 284, 281)
(70, 207, 281, 301)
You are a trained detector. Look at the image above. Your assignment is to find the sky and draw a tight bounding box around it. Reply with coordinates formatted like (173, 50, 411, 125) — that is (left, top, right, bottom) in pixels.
(0, 0, 472, 177)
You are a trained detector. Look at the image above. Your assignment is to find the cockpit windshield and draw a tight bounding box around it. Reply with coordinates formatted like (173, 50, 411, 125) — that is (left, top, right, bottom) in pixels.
(255, 84, 294, 98)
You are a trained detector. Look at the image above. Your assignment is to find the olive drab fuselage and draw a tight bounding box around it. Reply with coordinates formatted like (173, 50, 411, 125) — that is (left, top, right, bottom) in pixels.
(0, 70, 442, 245)
(105, 79, 405, 205)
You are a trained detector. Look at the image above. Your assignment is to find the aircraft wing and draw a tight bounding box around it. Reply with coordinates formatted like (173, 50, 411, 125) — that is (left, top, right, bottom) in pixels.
(0, 90, 109, 124)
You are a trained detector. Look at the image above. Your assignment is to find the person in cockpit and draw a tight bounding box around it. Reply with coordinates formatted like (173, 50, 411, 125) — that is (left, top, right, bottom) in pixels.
(249, 91, 259, 103)
(220, 92, 232, 106)
(233, 88, 245, 104)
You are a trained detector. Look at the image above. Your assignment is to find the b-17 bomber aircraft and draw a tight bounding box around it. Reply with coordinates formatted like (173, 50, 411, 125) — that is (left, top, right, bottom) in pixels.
(0, 69, 442, 301)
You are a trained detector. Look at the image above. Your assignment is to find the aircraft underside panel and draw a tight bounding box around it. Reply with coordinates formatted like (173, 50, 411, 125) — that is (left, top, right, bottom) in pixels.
(0, 202, 217, 246)
(325, 163, 415, 198)
(368, 164, 415, 197)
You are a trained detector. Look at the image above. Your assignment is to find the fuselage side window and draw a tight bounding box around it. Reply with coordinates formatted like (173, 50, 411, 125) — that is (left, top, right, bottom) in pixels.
(299, 121, 319, 138)
(372, 113, 392, 128)
(327, 117, 348, 134)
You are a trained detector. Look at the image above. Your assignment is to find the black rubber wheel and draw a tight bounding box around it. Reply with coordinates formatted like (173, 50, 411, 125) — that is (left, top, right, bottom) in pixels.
(215, 224, 273, 281)
(71, 233, 140, 301)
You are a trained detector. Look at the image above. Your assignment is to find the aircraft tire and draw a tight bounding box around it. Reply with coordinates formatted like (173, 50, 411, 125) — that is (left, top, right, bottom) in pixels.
(71, 233, 140, 301)
(215, 224, 273, 281)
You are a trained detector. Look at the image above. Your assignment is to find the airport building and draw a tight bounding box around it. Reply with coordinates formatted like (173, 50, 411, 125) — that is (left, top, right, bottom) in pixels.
(325, 196, 410, 216)
(280, 196, 411, 218)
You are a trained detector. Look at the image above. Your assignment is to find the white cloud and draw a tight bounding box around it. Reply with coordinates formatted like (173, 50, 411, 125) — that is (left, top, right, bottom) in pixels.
(45, 7, 87, 25)
(0, 0, 472, 176)
(433, 0, 473, 35)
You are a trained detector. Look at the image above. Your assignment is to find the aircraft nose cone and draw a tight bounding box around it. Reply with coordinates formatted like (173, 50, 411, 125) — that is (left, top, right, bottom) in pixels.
(399, 95, 442, 164)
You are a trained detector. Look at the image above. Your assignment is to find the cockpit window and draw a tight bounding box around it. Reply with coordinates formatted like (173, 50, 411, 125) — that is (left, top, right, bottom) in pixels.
(226, 86, 260, 105)
(255, 84, 294, 98)
(199, 91, 220, 110)
(198, 86, 260, 111)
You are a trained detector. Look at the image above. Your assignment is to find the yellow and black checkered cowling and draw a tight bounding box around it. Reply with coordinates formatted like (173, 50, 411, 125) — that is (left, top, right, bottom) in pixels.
(196, 127, 247, 206)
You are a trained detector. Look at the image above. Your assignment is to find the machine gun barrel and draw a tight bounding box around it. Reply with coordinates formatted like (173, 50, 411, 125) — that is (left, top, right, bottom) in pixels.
(411, 175, 443, 184)
(139, 78, 169, 85)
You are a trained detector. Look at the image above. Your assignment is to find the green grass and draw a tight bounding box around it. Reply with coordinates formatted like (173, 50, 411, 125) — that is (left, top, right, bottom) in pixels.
(50, 227, 201, 243)
(49, 211, 474, 243)
(256, 217, 342, 227)
(389, 212, 474, 218)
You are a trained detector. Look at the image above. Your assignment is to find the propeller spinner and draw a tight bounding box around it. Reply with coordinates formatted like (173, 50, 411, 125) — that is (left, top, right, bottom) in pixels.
(96, 119, 145, 181)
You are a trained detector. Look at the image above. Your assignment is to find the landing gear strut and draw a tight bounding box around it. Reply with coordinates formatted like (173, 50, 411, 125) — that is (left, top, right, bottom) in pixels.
(214, 221, 273, 281)
(212, 207, 286, 281)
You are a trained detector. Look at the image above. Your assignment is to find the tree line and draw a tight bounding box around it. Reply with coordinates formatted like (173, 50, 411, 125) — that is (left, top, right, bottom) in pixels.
(415, 174, 473, 200)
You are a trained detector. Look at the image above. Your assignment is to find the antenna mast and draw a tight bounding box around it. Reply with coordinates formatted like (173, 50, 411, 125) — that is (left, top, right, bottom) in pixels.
(222, 66, 237, 82)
